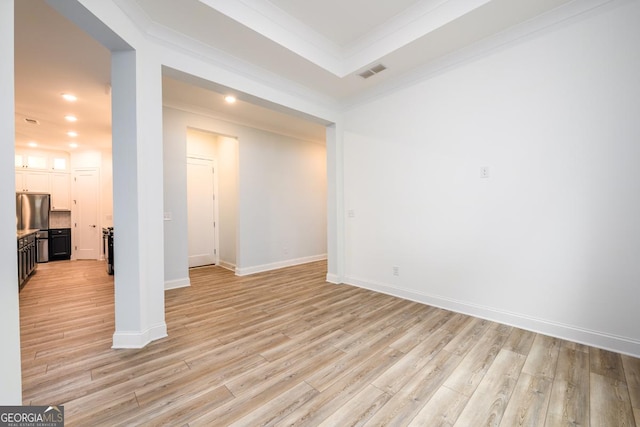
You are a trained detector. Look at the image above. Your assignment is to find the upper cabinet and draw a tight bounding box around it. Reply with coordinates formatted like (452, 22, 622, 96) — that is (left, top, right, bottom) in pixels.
(15, 149, 69, 171)
(51, 156, 68, 171)
(50, 173, 71, 211)
(16, 170, 50, 193)
(15, 148, 72, 210)
(15, 152, 48, 169)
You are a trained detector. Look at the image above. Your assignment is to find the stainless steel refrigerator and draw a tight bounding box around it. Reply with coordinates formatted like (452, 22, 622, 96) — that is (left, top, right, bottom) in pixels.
(16, 192, 51, 262)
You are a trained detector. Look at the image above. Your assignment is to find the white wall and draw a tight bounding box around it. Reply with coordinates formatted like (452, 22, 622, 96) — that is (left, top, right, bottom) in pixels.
(163, 106, 327, 285)
(216, 135, 239, 269)
(163, 107, 189, 287)
(0, 0, 22, 404)
(186, 128, 217, 158)
(236, 124, 327, 275)
(342, 0, 640, 356)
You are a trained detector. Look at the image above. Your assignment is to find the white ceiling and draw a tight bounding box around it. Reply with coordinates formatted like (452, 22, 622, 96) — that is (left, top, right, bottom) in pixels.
(14, 0, 579, 151)
(268, 0, 423, 46)
(14, 0, 112, 151)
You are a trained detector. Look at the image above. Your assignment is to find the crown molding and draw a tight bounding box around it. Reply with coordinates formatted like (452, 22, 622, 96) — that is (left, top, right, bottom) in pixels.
(199, 0, 494, 77)
(343, 0, 491, 74)
(162, 101, 326, 145)
(342, 0, 620, 110)
(198, 0, 344, 75)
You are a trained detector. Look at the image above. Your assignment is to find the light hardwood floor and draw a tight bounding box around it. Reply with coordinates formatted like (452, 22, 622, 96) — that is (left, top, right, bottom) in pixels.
(20, 260, 640, 426)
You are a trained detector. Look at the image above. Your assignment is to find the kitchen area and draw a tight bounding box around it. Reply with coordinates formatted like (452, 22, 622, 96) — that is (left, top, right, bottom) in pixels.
(12, 0, 115, 292)
(15, 150, 73, 289)
(14, 147, 114, 290)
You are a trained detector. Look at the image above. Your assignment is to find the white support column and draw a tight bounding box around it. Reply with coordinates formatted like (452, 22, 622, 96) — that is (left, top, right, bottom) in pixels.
(0, 0, 23, 404)
(43, 0, 167, 350)
(326, 121, 345, 284)
(111, 48, 167, 348)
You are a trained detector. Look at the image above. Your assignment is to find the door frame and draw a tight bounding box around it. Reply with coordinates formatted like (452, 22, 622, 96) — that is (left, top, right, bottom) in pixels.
(71, 167, 101, 260)
(186, 155, 219, 266)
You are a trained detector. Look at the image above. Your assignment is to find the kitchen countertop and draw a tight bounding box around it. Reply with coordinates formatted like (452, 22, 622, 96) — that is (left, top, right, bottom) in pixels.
(17, 229, 40, 239)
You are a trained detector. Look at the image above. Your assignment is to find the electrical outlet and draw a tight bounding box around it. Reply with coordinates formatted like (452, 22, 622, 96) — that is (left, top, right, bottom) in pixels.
(480, 166, 490, 178)
(392, 266, 400, 276)
(347, 209, 355, 218)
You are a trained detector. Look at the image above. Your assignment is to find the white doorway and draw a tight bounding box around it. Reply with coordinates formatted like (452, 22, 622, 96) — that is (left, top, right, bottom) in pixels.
(187, 157, 217, 267)
(73, 168, 101, 260)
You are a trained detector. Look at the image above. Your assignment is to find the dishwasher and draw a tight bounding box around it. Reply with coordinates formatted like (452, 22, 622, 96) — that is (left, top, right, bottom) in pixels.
(36, 230, 49, 263)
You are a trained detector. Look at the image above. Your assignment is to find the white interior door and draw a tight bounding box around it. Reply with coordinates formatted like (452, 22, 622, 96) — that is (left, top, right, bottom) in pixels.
(74, 168, 100, 259)
(187, 157, 216, 267)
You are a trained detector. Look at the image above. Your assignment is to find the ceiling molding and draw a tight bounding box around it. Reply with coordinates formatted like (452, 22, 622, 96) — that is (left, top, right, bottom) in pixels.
(342, 0, 491, 73)
(112, 0, 597, 106)
(197, 0, 344, 75)
(197, 0, 495, 78)
(162, 100, 326, 145)
(342, 0, 619, 110)
(161, 68, 335, 126)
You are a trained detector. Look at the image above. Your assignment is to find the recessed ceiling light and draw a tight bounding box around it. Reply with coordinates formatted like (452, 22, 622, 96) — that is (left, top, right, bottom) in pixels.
(28, 141, 38, 147)
(69, 142, 78, 149)
(61, 93, 77, 102)
(224, 95, 236, 104)
(67, 131, 78, 137)
(64, 115, 78, 122)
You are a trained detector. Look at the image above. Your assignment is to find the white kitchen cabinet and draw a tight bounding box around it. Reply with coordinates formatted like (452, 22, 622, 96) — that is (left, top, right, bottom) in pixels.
(15, 149, 73, 209)
(15, 149, 49, 170)
(15, 149, 70, 171)
(15, 154, 24, 168)
(16, 170, 50, 193)
(50, 173, 71, 211)
(51, 154, 69, 171)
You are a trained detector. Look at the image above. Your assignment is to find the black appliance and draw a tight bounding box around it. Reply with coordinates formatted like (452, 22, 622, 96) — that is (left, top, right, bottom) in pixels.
(103, 227, 114, 275)
(49, 228, 71, 260)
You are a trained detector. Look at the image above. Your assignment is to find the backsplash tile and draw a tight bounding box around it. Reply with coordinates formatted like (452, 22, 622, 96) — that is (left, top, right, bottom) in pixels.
(50, 211, 72, 228)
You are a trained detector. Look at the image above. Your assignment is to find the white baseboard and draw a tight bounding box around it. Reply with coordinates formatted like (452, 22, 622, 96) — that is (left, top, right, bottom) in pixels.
(235, 254, 327, 276)
(326, 273, 342, 284)
(345, 275, 640, 358)
(165, 277, 190, 290)
(112, 322, 168, 349)
(218, 260, 236, 272)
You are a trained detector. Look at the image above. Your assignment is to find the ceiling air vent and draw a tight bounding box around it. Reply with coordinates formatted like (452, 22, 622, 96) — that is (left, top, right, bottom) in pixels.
(358, 63, 387, 79)
(24, 118, 40, 125)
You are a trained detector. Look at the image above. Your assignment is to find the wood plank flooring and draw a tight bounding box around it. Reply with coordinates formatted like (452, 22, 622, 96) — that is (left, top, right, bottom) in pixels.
(20, 260, 640, 426)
